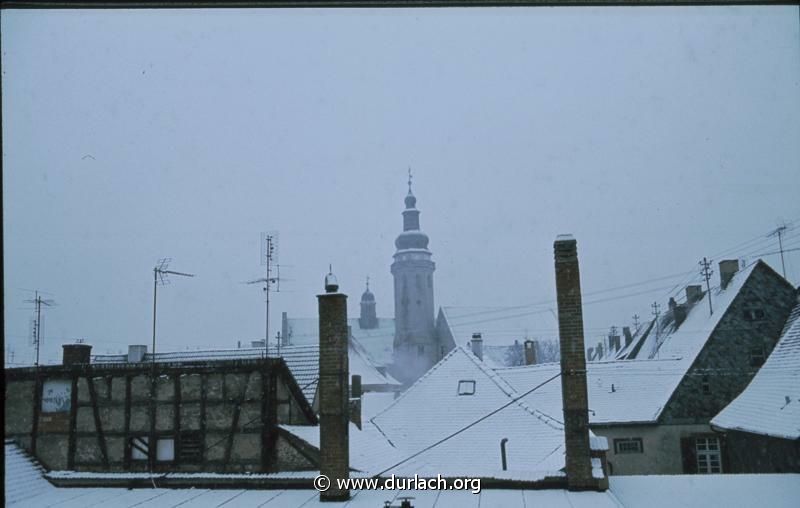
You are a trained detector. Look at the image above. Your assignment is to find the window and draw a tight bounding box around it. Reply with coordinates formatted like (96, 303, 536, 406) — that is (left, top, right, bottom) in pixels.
(179, 432, 203, 463)
(696, 437, 722, 473)
(41, 380, 71, 413)
(130, 436, 149, 461)
(614, 438, 643, 454)
(457, 380, 476, 395)
(701, 375, 710, 395)
(749, 346, 766, 367)
(156, 438, 175, 462)
(417, 344, 425, 356)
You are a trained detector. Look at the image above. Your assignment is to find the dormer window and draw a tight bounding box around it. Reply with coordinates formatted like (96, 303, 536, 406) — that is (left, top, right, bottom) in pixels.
(458, 380, 476, 396)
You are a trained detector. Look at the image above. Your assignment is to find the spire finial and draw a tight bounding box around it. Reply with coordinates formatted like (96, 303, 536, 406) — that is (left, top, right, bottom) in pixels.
(407, 167, 413, 194)
(366, 275, 370, 291)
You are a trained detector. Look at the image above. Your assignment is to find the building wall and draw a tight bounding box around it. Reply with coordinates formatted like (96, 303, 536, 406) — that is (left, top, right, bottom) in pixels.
(5, 358, 316, 473)
(661, 263, 796, 425)
(722, 430, 800, 473)
(593, 423, 714, 475)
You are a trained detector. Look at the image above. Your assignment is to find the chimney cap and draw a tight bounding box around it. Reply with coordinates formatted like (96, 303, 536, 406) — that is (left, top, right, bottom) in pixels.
(324, 265, 339, 293)
(471, 332, 482, 340)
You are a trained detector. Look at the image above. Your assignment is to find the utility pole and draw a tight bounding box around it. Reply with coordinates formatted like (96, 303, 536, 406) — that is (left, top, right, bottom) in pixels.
(24, 290, 55, 366)
(632, 314, 640, 330)
(700, 257, 714, 315)
(768, 224, 789, 278)
(651, 302, 661, 340)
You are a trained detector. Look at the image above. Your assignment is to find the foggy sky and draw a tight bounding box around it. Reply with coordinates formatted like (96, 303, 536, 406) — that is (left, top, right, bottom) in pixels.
(3, 7, 799, 365)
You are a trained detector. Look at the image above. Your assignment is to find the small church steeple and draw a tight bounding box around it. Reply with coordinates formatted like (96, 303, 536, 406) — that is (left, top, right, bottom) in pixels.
(359, 276, 378, 329)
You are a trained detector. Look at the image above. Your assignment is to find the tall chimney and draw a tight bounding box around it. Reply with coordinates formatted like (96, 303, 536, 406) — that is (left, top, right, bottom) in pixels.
(470, 333, 483, 360)
(317, 270, 349, 502)
(63, 342, 92, 366)
(524, 340, 537, 365)
(719, 260, 740, 289)
(554, 235, 595, 491)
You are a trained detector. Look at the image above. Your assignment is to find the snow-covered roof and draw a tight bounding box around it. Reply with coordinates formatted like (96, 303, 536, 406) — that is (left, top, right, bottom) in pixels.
(711, 300, 800, 440)
(440, 306, 559, 348)
(609, 474, 800, 508)
(280, 422, 407, 474)
(285, 317, 396, 367)
(4, 440, 56, 506)
(3, 440, 628, 507)
(495, 357, 685, 425)
(617, 261, 759, 365)
(369, 346, 570, 480)
(92, 341, 399, 406)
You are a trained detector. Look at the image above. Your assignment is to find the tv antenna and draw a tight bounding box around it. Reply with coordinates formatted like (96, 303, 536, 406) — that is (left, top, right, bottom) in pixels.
(245, 232, 286, 357)
(152, 258, 194, 366)
(24, 290, 56, 366)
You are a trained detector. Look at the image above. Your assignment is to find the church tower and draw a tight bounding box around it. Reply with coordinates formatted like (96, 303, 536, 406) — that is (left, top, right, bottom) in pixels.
(359, 277, 378, 329)
(391, 172, 437, 383)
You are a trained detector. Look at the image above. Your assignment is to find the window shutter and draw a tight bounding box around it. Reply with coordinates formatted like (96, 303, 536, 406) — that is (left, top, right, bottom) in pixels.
(680, 437, 697, 474)
(718, 434, 730, 473)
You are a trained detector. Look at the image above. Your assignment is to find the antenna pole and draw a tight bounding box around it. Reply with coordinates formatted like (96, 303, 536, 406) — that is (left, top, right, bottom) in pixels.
(35, 292, 41, 366)
(152, 267, 158, 368)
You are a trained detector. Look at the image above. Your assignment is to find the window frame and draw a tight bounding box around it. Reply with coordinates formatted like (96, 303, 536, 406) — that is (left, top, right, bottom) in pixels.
(613, 437, 644, 454)
(457, 379, 476, 396)
(695, 436, 723, 474)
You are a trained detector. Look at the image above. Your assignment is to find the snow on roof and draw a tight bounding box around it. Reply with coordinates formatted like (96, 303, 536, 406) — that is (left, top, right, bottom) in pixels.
(280, 422, 407, 474)
(92, 341, 399, 406)
(496, 356, 685, 425)
(286, 317, 396, 367)
(4, 440, 56, 506)
(369, 346, 568, 479)
(440, 306, 559, 348)
(711, 301, 800, 440)
(620, 261, 759, 365)
(609, 474, 800, 508)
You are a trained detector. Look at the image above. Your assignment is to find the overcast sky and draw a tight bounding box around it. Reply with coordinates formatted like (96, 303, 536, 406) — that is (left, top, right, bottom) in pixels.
(3, 6, 799, 365)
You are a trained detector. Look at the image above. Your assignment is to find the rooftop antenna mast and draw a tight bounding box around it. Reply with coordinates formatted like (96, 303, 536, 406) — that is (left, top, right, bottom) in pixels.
(246, 232, 281, 358)
(24, 290, 56, 366)
(152, 258, 194, 367)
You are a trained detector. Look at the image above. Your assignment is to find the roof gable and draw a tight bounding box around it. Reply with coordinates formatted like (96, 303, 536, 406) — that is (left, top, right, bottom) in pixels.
(712, 300, 800, 439)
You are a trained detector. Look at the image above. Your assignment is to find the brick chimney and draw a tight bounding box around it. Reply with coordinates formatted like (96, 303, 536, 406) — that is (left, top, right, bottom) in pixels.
(349, 374, 362, 430)
(622, 327, 633, 348)
(524, 340, 537, 365)
(62, 342, 92, 366)
(553, 235, 595, 491)
(127, 345, 147, 363)
(608, 334, 621, 353)
(470, 333, 483, 360)
(719, 260, 740, 289)
(317, 270, 349, 502)
(685, 285, 703, 304)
